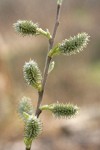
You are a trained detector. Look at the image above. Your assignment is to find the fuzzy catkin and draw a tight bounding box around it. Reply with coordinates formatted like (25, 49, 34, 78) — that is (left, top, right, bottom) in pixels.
(51, 103, 78, 118)
(18, 97, 33, 121)
(14, 20, 38, 36)
(23, 60, 42, 91)
(24, 116, 42, 148)
(59, 33, 89, 55)
(49, 33, 90, 57)
(40, 103, 79, 119)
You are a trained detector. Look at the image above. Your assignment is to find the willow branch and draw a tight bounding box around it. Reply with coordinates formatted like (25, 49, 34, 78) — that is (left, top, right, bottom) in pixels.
(35, 4, 61, 117)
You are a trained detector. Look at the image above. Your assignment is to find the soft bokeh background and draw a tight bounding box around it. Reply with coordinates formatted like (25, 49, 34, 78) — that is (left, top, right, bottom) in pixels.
(0, 0, 100, 150)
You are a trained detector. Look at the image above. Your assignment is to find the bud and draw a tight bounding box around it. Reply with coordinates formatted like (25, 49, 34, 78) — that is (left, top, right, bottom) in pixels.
(40, 102, 79, 119)
(24, 116, 42, 149)
(48, 61, 55, 74)
(57, 0, 63, 5)
(23, 60, 42, 91)
(18, 97, 33, 121)
(49, 33, 90, 57)
(13, 20, 38, 36)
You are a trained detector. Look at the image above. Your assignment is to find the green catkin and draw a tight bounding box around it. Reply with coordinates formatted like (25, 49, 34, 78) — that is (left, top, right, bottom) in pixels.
(23, 60, 42, 91)
(13, 20, 38, 36)
(24, 116, 42, 149)
(13, 20, 51, 39)
(49, 33, 90, 57)
(40, 103, 79, 119)
(18, 97, 33, 121)
(51, 103, 78, 118)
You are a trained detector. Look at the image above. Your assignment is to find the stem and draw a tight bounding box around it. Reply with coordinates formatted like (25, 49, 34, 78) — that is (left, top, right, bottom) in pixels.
(26, 148, 30, 150)
(51, 4, 61, 48)
(35, 4, 61, 117)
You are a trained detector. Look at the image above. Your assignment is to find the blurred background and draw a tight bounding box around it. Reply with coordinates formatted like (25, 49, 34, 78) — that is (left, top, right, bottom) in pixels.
(0, 0, 100, 150)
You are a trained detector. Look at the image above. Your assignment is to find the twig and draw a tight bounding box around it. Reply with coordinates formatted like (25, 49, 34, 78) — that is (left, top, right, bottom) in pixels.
(35, 4, 61, 117)
(26, 148, 30, 150)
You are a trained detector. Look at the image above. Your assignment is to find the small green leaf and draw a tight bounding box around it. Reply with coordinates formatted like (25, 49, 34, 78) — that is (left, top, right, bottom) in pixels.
(23, 112, 30, 120)
(57, 0, 63, 5)
(48, 61, 55, 74)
